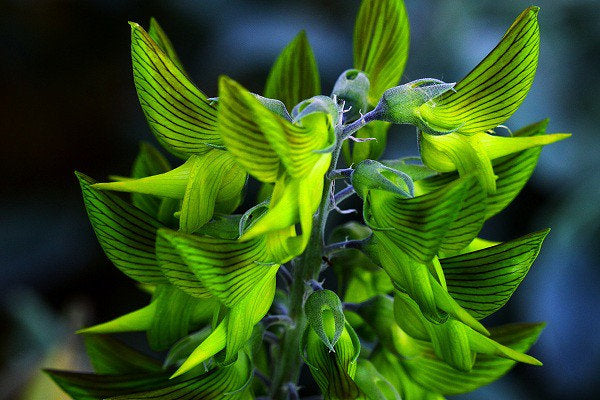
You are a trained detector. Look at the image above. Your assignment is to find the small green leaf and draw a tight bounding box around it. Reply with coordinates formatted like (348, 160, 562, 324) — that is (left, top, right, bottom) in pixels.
(417, 7, 540, 134)
(147, 18, 187, 75)
(441, 229, 550, 319)
(354, 0, 410, 104)
(130, 22, 221, 158)
(264, 30, 321, 111)
(83, 335, 162, 375)
(305, 289, 346, 351)
(76, 172, 167, 284)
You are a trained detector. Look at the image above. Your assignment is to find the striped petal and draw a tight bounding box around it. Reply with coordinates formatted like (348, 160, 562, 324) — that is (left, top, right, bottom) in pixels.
(173, 275, 276, 376)
(155, 231, 212, 299)
(303, 314, 363, 399)
(218, 76, 282, 182)
(413, 119, 565, 217)
(404, 322, 545, 395)
(264, 30, 321, 111)
(394, 292, 541, 372)
(94, 149, 247, 233)
(179, 150, 246, 233)
(354, 0, 410, 105)
(147, 18, 188, 76)
(438, 176, 486, 257)
(417, 7, 540, 134)
(131, 22, 221, 158)
(158, 228, 278, 308)
(45, 351, 252, 400)
(83, 335, 162, 375)
(146, 285, 210, 351)
(76, 172, 167, 284)
(368, 236, 487, 335)
(220, 76, 334, 181)
(364, 177, 471, 263)
(77, 286, 216, 352)
(441, 229, 550, 320)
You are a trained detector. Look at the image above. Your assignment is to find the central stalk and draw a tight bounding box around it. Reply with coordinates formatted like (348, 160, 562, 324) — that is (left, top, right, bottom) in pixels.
(270, 125, 345, 399)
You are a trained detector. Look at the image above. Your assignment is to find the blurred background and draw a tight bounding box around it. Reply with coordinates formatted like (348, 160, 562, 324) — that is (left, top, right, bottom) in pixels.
(1, 0, 598, 398)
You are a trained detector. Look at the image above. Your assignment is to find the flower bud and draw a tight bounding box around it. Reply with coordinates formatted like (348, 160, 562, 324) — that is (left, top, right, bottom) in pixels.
(351, 159, 413, 199)
(331, 69, 370, 122)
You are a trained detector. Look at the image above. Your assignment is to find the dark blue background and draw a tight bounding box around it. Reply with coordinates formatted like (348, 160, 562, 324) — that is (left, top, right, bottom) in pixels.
(1, 0, 598, 398)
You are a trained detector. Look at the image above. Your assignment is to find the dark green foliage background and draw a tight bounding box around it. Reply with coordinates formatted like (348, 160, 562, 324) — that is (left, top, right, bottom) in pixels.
(0, 0, 597, 398)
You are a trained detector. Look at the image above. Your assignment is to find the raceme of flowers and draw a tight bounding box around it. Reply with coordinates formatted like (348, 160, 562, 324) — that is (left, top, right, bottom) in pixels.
(47, 2, 569, 399)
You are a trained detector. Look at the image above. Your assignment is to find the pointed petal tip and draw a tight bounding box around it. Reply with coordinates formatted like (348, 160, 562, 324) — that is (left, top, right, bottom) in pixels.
(128, 21, 142, 31)
(521, 353, 543, 366)
(75, 326, 94, 334)
(169, 367, 186, 379)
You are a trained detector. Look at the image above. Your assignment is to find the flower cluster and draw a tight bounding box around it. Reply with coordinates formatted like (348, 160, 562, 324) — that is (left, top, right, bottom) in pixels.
(48, 1, 569, 399)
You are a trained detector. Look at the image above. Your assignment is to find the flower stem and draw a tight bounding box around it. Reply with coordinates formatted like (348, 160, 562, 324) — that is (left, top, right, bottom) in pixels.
(270, 126, 345, 399)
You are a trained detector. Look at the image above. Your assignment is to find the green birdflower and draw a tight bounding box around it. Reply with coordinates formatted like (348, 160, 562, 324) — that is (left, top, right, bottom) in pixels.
(373, 7, 569, 193)
(55, 1, 570, 398)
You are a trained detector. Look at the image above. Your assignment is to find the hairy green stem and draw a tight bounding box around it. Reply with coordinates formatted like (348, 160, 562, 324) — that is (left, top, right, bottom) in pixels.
(270, 127, 345, 399)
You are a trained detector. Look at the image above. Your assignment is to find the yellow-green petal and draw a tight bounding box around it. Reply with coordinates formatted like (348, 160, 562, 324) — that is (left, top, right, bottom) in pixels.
(264, 30, 321, 111)
(354, 0, 410, 104)
(417, 7, 540, 134)
(131, 22, 221, 158)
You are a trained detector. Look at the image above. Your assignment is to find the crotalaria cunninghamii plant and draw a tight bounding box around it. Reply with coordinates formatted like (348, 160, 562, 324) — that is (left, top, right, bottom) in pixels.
(47, 1, 570, 399)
